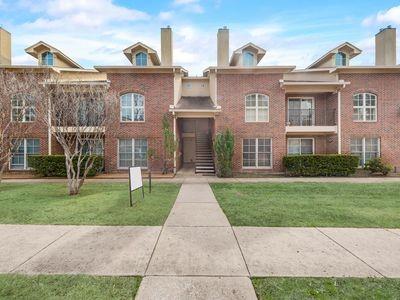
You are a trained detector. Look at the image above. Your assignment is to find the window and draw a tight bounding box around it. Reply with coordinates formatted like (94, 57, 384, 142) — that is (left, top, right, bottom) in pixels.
(41, 51, 54, 66)
(82, 139, 104, 155)
(351, 138, 380, 167)
(243, 138, 272, 168)
(335, 52, 347, 66)
(353, 93, 377, 122)
(135, 52, 147, 66)
(288, 138, 314, 155)
(10, 139, 40, 170)
(243, 51, 255, 67)
(288, 98, 314, 126)
(118, 139, 148, 168)
(11, 94, 35, 122)
(120, 93, 145, 122)
(245, 94, 269, 122)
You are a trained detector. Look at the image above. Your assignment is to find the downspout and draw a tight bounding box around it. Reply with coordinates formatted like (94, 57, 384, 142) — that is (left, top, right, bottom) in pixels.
(47, 95, 52, 155)
(173, 113, 177, 174)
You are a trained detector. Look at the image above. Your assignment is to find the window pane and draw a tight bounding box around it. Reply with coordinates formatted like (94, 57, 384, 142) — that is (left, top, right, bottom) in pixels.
(288, 139, 301, 155)
(245, 95, 256, 107)
(246, 108, 256, 122)
(243, 51, 255, 67)
(301, 139, 313, 154)
(257, 95, 268, 107)
(121, 108, 132, 121)
(119, 139, 132, 168)
(350, 138, 363, 166)
(353, 108, 363, 121)
(243, 139, 256, 167)
(134, 139, 148, 168)
(258, 139, 271, 167)
(257, 108, 268, 122)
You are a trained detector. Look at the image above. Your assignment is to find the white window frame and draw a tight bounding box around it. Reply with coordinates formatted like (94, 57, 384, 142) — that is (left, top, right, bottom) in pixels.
(117, 138, 148, 170)
(242, 138, 273, 169)
(350, 137, 380, 167)
(11, 95, 36, 123)
(287, 97, 315, 126)
(243, 51, 256, 67)
(245, 93, 269, 123)
(287, 138, 315, 155)
(335, 52, 347, 66)
(352, 93, 377, 122)
(41, 51, 54, 66)
(135, 52, 148, 66)
(120, 93, 145, 123)
(9, 138, 40, 170)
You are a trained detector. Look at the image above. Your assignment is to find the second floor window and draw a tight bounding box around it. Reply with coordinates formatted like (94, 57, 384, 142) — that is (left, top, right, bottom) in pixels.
(245, 94, 269, 122)
(353, 93, 377, 122)
(335, 52, 347, 66)
(41, 51, 54, 66)
(243, 51, 255, 67)
(135, 52, 147, 66)
(11, 94, 35, 122)
(120, 93, 145, 122)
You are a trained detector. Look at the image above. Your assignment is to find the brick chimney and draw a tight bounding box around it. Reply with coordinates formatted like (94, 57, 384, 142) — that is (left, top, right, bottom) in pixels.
(375, 26, 397, 66)
(0, 27, 11, 65)
(217, 26, 229, 67)
(161, 26, 173, 66)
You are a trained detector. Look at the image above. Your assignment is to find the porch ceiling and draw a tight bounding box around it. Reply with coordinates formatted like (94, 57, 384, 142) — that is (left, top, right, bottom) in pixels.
(170, 97, 221, 117)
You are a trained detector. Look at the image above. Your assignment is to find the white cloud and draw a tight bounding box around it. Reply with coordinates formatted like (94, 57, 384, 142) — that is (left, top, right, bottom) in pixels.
(172, 0, 204, 14)
(20, 0, 149, 29)
(158, 11, 174, 21)
(362, 5, 400, 26)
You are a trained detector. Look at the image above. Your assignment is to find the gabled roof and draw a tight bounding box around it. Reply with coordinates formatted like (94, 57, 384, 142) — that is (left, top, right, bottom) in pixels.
(25, 41, 83, 69)
(123, 42, 161, 66)
(307, 42, 362, 69)
(230, 42, 266, 66)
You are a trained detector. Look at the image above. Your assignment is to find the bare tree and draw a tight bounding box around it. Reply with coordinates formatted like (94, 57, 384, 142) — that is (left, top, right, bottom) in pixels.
(0, 70, 47, 182)
(36, 78, 117, 195)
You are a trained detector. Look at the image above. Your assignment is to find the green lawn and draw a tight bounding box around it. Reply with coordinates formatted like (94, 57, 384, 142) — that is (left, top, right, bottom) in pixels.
(0, 183, 180, 225)
(0, 274, 140, 299)
(252, 277, 400, 300)
(211, 183, 400, 227)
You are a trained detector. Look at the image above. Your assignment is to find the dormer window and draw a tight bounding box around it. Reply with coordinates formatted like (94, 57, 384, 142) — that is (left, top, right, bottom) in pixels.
(243, 51, 255, 67)
(135, 52, 148, 66)
(335, 52, 347, 66)
(41, 51, 54, 66)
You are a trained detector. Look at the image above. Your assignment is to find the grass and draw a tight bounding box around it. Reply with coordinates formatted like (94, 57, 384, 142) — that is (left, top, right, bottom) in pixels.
(0, 182, 180, 225)
(211, 183, 400, 227)
(0, 274, 140, 299)
(252, 277, 400, 300)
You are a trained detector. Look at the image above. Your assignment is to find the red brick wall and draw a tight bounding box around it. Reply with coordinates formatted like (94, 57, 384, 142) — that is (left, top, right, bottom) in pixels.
(215, 73, 286, 172)
(104, 72, 174, 173)
(339, 73, 400, 171)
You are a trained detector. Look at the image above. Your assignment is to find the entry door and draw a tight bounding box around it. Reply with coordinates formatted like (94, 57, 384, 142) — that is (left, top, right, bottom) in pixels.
(288, 98, 314, 126)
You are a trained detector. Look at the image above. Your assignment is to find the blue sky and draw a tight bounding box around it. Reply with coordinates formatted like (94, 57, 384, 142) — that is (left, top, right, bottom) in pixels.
(0, 0, 399, 75)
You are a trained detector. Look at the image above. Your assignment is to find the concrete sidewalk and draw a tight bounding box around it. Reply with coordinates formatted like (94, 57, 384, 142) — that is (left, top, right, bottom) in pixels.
(1, 182, 400, 299)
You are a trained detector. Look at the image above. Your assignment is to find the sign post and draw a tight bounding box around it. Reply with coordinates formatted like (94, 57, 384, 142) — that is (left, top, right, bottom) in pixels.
(128, 166, 144, 207)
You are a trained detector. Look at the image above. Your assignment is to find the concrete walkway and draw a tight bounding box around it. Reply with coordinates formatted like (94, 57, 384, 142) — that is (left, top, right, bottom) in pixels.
(1, 181, 400, 299)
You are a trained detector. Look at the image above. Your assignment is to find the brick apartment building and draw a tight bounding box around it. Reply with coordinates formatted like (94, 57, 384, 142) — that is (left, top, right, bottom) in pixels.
(0, 25, 399, 175)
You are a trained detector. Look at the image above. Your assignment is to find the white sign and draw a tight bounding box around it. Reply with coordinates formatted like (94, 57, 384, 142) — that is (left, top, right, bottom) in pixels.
(129, 167, 143, 191)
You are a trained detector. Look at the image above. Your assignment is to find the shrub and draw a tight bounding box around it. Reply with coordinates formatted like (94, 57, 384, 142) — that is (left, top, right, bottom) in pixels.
(28, 155, 104, 177)
(283, 155, 359, 177)
(364, 158, 392, 176)
(213, 129, 234, 178)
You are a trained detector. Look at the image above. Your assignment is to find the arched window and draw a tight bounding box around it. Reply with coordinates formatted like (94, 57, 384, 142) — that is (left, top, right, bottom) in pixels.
(41, 51, 54, 66)
(335, 52, 347, 66)
(135, 52, 148, 66)
(243, 51, 255, 67)
(245, 93, 269, 122)
(11, 94, 35, 122)
(120, 93, 145, 122)
(353, 93, 377, 121)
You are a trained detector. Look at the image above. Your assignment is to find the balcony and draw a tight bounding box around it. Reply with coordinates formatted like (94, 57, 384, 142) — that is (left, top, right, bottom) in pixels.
(286, 109, 337, 135)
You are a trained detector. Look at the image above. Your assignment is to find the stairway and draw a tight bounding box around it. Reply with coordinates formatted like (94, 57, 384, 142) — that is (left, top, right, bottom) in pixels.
(195, 133, 215, 175)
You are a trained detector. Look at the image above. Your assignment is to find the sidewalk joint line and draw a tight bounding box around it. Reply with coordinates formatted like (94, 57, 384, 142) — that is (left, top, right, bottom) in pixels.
(231, 226, 251, 277)
(385, 228, 400, 239)
(10, 226, 74, 273)
(315, 227, 386, 278)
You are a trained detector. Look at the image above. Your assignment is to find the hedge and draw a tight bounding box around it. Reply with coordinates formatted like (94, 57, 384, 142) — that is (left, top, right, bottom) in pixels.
(28, 155, 104, 177)
(283, 154, 359, 177)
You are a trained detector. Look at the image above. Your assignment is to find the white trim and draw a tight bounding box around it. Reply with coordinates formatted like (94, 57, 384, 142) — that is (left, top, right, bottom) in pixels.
(338, 91, 342, 154)
(287, 137, 315, 155)
(120, 93, 145, 123)
(244, 93, 270, 123)
(9, 138, 40, 171)
(117, 138, 148, 170)
(352, 93, 377, 122)
(242, 138, 273, 169)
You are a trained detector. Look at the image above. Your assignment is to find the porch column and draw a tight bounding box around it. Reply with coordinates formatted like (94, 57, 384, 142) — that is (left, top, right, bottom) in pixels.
(173, 115, 177, 174)
(337, 90, 342, 154)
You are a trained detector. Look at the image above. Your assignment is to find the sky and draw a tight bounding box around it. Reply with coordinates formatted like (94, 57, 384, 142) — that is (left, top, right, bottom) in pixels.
(0, 0, 399, 75)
